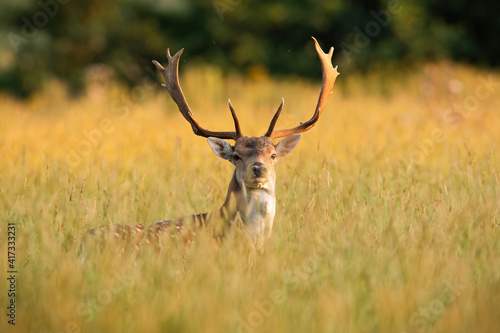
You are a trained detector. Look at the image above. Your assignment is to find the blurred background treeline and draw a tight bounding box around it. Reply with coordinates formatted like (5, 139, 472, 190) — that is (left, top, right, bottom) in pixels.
(0, 0, 499, 97)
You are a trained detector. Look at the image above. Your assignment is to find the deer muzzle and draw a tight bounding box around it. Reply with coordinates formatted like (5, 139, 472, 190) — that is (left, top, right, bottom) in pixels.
(245, 162, 270, 188)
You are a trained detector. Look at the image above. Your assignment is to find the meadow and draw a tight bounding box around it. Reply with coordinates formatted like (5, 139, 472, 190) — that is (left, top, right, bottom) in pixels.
(1, 61, 499, 333)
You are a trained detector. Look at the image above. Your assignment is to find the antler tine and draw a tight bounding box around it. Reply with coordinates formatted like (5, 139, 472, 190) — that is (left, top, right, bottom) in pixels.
(228, 99, 243, 138)
(267, 37, 339, 139)
(153, 49, 239, 140)
(264, 98, 284, 137)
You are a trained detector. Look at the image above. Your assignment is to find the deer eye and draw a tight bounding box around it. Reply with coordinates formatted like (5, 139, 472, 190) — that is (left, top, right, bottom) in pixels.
(232, 154, 241, 162)
(271, 153, 277, 160)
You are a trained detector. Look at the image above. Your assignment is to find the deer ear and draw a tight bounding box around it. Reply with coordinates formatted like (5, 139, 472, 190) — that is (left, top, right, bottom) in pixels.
(275, 134, 301, 158)
(207, 137, 234, 160)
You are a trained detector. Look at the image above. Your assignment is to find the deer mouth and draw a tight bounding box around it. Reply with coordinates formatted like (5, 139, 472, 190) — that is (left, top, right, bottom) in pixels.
(245, 177, 269, 189)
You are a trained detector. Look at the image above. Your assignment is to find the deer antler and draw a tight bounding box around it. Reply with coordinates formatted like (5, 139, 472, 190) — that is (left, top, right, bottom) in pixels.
(153, 49, 242, 140)
(265, 37, 339, 139)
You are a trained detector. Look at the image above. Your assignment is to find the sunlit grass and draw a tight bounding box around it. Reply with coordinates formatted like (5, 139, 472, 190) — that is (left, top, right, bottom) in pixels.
(1, 62, 499, 333)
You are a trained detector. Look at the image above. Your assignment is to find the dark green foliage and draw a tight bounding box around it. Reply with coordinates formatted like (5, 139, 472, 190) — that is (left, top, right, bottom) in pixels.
(0, 0, 498, 96)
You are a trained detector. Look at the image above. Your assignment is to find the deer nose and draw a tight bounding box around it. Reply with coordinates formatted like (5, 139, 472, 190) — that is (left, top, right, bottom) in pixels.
(251, 162, 267, 178)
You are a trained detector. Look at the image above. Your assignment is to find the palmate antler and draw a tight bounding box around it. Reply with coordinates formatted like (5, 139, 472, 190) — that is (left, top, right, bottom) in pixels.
(152, 37, 339, 140)
(265, 37, 339, 139)
(153, 51, 242, 140)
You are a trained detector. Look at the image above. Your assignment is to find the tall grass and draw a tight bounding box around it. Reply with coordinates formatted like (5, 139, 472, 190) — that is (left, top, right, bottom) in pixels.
(1, 62, 499, 333)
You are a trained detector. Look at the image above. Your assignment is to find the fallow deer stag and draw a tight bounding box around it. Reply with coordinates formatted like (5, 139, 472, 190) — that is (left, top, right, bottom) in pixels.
(84, 37, 339, 250)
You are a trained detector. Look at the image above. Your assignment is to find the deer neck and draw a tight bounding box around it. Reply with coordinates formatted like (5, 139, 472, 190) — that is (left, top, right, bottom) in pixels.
(221, 171, 276, 238)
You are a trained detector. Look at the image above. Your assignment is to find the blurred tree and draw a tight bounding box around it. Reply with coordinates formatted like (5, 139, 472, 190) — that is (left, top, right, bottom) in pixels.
(0, 0, 498, 97)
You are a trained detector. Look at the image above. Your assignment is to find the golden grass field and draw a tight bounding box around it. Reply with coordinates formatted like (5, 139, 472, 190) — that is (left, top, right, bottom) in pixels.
(1, 61, 499, 333)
